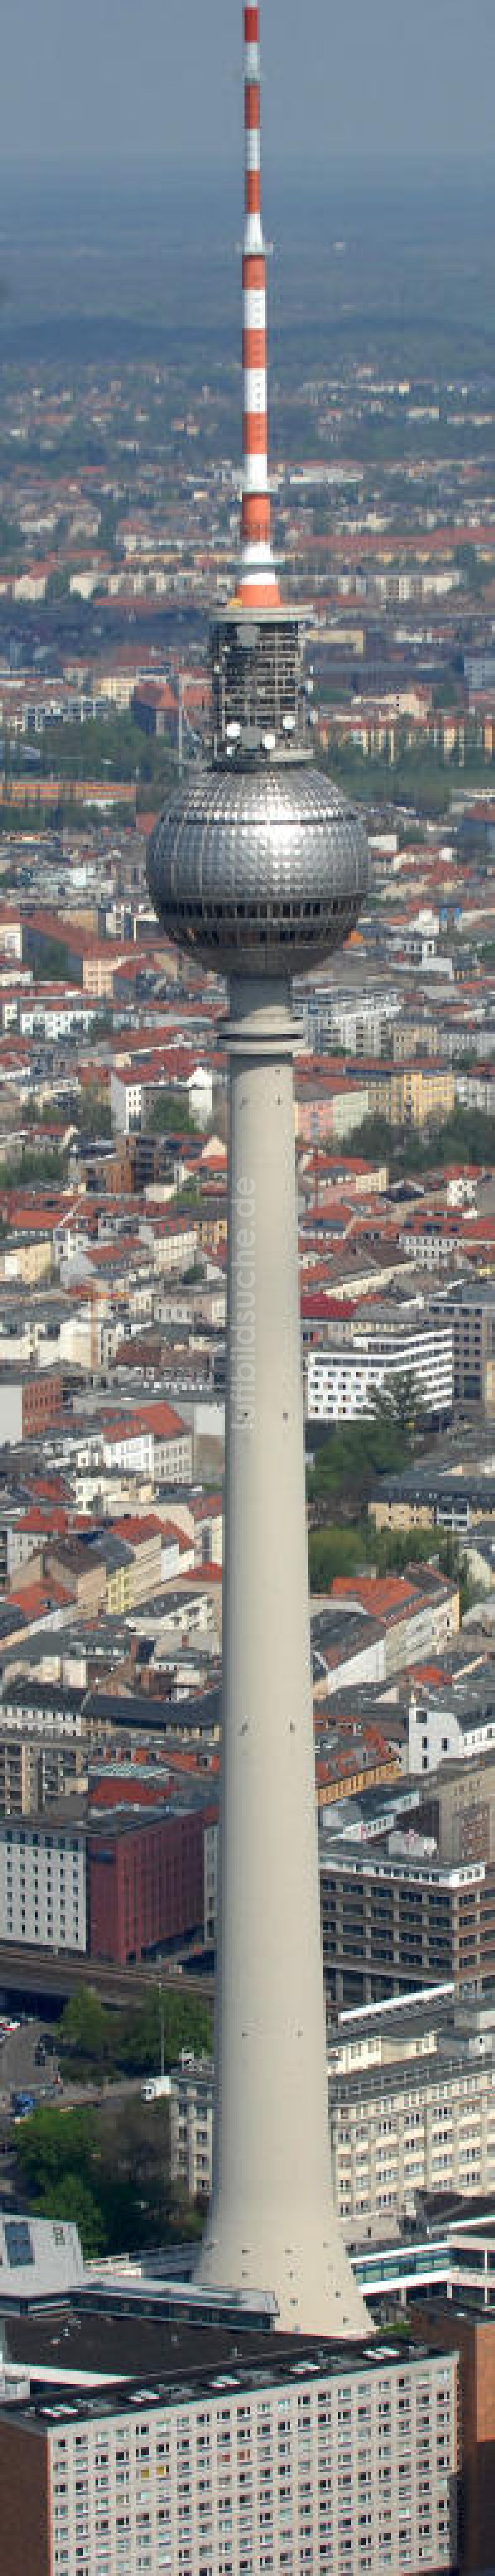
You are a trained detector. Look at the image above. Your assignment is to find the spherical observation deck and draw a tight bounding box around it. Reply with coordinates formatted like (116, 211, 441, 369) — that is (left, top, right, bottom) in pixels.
(147, 759, 368, 978)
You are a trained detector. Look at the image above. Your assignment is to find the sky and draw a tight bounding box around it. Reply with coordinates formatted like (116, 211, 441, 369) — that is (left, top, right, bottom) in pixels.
(1, 0, 495, 175)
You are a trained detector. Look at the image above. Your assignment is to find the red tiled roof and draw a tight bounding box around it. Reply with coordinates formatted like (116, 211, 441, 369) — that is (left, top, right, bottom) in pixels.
(112, 1514, 163, 1545)
(300, 1292, 356, 1320)
(331, 1573, 421, 1616)
(102, 1401, 188, 1443)
(178, 1563, 222, 1585)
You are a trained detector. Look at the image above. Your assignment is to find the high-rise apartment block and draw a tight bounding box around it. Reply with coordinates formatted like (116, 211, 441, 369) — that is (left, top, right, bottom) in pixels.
(0, 2335, 457, 2576)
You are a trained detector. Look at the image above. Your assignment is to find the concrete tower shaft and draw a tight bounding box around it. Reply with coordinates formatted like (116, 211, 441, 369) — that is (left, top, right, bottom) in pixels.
(195, 981, 368, 2334)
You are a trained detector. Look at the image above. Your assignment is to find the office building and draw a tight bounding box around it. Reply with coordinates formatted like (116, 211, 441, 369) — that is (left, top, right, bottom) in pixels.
(307, 1308, 453, 1426)
(319, 1825, 490, 2008)
(171, 1992, 495, 2238)
(0, 1811, 86, 1952)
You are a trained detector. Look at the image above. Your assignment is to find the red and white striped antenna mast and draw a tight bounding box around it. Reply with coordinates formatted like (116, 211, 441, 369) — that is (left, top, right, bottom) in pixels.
(236, 1, 281, 609)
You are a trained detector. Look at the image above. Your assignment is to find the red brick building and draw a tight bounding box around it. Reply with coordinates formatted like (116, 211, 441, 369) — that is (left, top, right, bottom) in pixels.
(88, 1797, 211, 1964)
(1, 1370, 63, 1445)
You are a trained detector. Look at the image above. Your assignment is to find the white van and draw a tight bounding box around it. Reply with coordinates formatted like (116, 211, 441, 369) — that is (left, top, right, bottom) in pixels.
(141, 2075, 171, 2104)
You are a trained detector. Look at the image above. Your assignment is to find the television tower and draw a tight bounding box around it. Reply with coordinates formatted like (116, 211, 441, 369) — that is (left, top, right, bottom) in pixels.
(148, 4, 369, 2335)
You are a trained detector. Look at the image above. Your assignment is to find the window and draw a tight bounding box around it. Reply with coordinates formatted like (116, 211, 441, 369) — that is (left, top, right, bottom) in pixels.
(4, 2219, 33, 2268)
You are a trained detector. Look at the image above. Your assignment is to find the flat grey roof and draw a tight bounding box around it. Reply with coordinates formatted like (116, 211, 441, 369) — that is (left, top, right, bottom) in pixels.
(85, 1688, 221, 1735)
(0, 2311, 446, 2429)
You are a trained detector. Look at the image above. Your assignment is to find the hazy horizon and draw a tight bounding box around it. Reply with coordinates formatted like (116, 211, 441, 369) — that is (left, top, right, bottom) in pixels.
(0, 153, 494, 382)
(1, 0, 495, 173)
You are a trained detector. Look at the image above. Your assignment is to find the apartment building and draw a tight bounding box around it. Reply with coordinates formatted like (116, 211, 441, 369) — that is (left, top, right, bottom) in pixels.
(413, 2305, 495, 2576)
(295, 1077, 370, 1145)
(44, 1539, 107, 1617)
(204, 1813, 217, 1943)
(391, 1015, 440, 1062)
(0, 2333, 457, 2576)
(170, 2049, 213, 2199)
(0, 1233, 53, 1286)
(407, 1678, 495, 1778)
(0, 1369, 63, 1445)
(192, 1492, 223, 1567)
(101, 1403, 192, 1485)
(306, 1309, 453, 1426)
(322, 1571, 459, 1679)
(0, 1729, 86, 1817)
(301, 983, 401, 1057)
(121, 1514, 164, 1599)
(0, 1678, 87, 1742)
(146, 1219, 199, 1276)
(364, 1061, 455, 1128)
(367, 1464, 495, 1537)
(110, 1067, 143, 1132)
(455, 1062, 495, 1116)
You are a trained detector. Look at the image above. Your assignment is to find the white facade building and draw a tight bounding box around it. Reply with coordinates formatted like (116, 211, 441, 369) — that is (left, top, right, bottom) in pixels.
(171, 2005, 495, 2239)
(5, 2339, 457, 2576)
(455, 1065, 495, 1118)
(332, 2039, 495, 2231)
(141, 1220, 198, 1275)
(0, 2212, 84, 2302)
(301, 984, 401, 1058)
(110, 1070, 143, 1133)
(0, 1815, 87, 1951)
(307, 1315, 453, 1426)
(407, 1687, 495, 1777)
(101, 1411, 192, 1485)
(171, 2052, 214, 2200)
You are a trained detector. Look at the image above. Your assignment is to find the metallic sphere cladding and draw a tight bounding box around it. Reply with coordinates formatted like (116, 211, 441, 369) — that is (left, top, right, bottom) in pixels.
(147, 761, 368, 979)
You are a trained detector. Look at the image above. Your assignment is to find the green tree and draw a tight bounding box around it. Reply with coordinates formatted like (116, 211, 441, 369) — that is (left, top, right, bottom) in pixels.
(59, 1988, 114, 2070)
(0, 1146, 69, 1188)
(15, 2104, 94, 2195)
(309, 1526, 371, 1589)
(308, 1515, 461, 1594)
(13, 2084, 204, 2258)
(27, 935, 76, 982)
(0, 518, 22, 571)
(149, 1089, 197, 1137)
(307, 1415, 411, 1513)
(34, 2174, 107, 2259)
(454, 542, 486, 597)
(58, 1986, 212, 2083)
(98, 498, 124, 559)
(72, 1089, 112, 1138)
(46, 566, 70, 603)
(370, 1371, 427, 1444)
(33, 712, 176, 792)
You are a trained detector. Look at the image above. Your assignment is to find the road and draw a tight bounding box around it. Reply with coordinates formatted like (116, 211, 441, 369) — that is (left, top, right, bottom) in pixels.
(0, 2017, 173, 2138)
(0, 1943, 213, 2014)
(0, 2015, 61, 2117)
